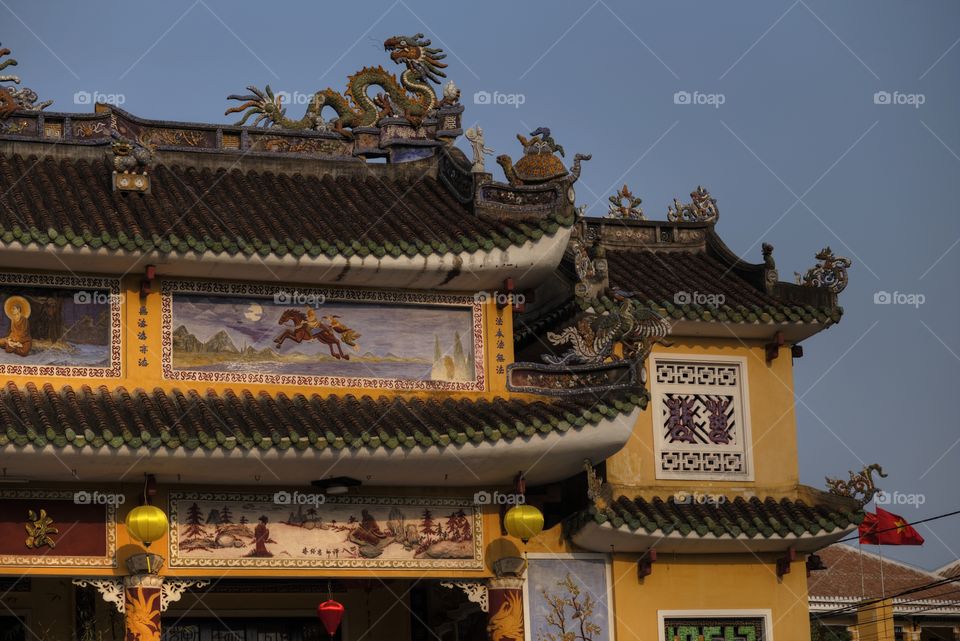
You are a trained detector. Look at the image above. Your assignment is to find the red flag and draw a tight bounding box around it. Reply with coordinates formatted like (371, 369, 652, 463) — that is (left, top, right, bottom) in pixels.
(859, 508, 924, 546)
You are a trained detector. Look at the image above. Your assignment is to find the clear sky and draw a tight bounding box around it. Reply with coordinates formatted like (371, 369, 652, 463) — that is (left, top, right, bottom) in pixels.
(2, 0, 958, 570)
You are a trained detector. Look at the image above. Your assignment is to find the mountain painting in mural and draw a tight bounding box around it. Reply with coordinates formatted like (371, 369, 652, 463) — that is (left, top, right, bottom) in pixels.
(170, 293, 476, 382)
(0, 285, 111, 367)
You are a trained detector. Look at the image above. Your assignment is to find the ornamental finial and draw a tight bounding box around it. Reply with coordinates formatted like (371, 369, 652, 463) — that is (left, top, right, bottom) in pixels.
(826, 463, 887, 507)
(607, 184, 645, 220)
(0, 42, 52, 119)
(667, 185, 718, 223)
(795, 246, 851, 294)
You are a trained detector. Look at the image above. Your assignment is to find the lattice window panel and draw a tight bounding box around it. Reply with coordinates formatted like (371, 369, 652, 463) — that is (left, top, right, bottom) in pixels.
(663, 616, 768, 641)
(651, 356, 753, 481)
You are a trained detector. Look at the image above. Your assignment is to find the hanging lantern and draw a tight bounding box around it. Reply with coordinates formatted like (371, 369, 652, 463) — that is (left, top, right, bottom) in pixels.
(317, 599, 345, 638)
(504, 504, 544, 543)
(125, 504, 169, 547)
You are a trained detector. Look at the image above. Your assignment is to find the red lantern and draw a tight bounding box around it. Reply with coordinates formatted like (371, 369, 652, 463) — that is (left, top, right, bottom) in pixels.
(317, 599, 345, 638)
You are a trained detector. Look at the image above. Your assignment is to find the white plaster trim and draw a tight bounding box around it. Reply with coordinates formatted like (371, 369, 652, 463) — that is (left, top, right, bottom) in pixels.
(657, 609, 774, 641)
(72, 578, 124, 613)
(0, 228, 572, 292)
(440, 581, 488, 612)
(523, 552, 616, 641)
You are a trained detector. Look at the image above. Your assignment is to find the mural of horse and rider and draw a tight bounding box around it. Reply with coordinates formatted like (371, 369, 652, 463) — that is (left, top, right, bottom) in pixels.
(165, 286, 481, 388)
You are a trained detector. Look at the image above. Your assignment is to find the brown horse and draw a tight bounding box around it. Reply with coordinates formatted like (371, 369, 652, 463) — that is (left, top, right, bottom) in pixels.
(274, 309, 348, 360)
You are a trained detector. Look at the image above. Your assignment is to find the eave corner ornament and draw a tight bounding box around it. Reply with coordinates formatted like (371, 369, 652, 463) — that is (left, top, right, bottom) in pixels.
(440, 580, 488, 612)
(796, 246, 851, 294)
(73, 579, 125, 613)
(0, 42, 53, 119)
(762, 243, 779, 293)
(667, 185, 718, 223)
(826, 463, 887, 507)
(161, 580, 210, 612)
(607, 184, 645, 220)
(585, 459, 614, 511)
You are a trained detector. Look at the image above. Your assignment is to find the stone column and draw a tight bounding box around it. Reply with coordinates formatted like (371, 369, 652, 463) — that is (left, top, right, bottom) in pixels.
(123, 573, 162, 641)
(487, 576, 524, 641)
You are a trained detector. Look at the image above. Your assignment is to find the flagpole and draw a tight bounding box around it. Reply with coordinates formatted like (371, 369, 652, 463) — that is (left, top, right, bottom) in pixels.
(878, 544, 885, 598)
(858, 540, 865, 599)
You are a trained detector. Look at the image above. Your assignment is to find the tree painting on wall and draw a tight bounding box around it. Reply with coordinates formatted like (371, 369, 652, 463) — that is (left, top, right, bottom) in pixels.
(527, 556, 611, 641)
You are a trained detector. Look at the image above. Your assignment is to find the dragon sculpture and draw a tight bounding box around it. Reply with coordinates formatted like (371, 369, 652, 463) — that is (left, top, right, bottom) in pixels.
(545, 289, 670, 367)
(0, 43, 52, 119)
(487, 591, 524, 641)
(226, 34, 447, 135)
(826, 463, 887, 507)
(796, 246, 852, 294)
(667, 185, 718, 223)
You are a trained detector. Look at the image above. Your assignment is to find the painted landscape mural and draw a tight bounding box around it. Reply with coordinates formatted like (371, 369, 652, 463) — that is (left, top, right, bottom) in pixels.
(163, 283, 482, 390)
(0, 275, 119, 376)
(169, 494, 482, 569)
(527, 556, 613, 641)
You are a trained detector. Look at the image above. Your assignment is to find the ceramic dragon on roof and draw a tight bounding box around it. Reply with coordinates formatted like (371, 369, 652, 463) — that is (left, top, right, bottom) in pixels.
(0, 43, 52, 119)
(226, 33, 449, 135)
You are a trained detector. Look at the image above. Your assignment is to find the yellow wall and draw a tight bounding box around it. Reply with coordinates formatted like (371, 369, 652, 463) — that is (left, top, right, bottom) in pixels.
(605, 338, 802, 499)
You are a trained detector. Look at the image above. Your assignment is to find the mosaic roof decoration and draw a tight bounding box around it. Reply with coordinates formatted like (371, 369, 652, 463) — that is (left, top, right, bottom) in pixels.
(0, 43, 52, 119)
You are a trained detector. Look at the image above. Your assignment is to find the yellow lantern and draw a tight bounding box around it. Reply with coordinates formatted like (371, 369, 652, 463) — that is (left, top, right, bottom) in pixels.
(503, 504, 544, 543)
(125, 504, 169, 547)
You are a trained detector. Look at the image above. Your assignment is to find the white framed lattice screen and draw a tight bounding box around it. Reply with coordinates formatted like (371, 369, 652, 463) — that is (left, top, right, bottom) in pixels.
(650, 354, 754, 481)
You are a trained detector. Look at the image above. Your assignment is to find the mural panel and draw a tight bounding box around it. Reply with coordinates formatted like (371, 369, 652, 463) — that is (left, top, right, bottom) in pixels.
(161, 280, 484, 391)
(525, 554, 613, 641)
(0, 273, 121, 377)
(168, 492, 483, 569)
(0, 489, 117, 567)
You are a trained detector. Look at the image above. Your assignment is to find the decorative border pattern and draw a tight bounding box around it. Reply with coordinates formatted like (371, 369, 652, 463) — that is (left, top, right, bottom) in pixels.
(168, 491, 484, 570)
(160, 280, 485, 391)
(0, 273, 122, 378)
(657, 609, 773, 641)
(0, 489, 117, 567)
(650, 354, 753, 481)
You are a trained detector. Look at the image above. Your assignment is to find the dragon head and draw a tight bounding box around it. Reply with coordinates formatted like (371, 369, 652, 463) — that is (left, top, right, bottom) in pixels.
(384, 33, 447, 85)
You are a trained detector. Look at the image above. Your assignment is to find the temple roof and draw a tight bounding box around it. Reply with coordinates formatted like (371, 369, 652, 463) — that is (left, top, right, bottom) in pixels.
(568, 490, 862, 554)
(0, 151, 569, 261)
(809, 544, 960, 614)
(0, 383, 645, 486)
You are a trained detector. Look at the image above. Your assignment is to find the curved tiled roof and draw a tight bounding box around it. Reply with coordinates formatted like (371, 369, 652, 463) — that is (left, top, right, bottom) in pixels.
(569, 494, 863, 539)
(0, 383, 644, 452)
(0, 153, 573, 260)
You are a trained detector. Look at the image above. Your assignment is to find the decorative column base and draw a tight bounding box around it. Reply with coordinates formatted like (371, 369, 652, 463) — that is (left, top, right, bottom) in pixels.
(487, 576, 524, 641)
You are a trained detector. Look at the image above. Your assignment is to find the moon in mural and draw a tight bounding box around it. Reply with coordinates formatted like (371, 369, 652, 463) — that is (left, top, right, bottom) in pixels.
(244, 303, 263, 322)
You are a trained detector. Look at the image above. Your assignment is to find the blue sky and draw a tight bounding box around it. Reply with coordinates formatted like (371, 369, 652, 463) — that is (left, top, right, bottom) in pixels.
(2, 0, 958, 570)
